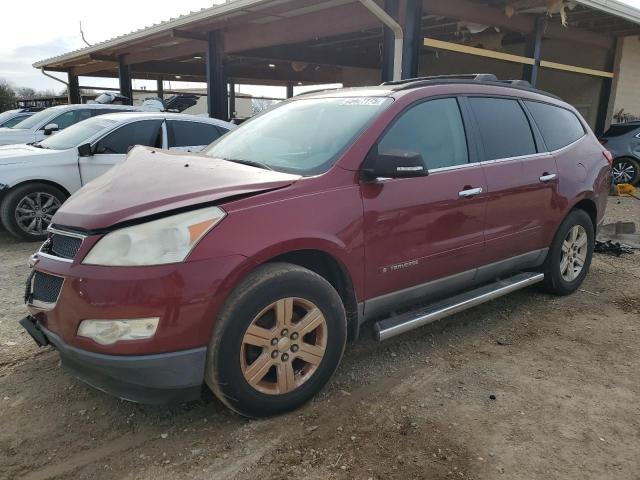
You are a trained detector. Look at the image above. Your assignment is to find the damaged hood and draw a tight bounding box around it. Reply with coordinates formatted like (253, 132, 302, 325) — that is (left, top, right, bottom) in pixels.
(54, 146, 301, 230)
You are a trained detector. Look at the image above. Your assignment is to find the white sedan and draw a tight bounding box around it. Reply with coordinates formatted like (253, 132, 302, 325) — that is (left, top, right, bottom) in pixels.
(0, 112, 233, 240)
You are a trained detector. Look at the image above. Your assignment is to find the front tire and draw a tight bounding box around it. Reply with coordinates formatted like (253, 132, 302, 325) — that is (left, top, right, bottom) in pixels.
(541, 209, 594, 296)
(0, 183, 67, 241)
(205, 263, 347, 418)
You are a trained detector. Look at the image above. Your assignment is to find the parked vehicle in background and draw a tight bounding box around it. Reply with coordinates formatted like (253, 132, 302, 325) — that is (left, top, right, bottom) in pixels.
(0, 104, 162, 147)
(21, 75, 610, 418)
(0, 113, 232, 240)
(599, 121, 640, 185)
(0, 107, 43, 129)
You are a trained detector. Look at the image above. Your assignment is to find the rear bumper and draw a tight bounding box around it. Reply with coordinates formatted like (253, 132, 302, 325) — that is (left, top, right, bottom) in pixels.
(21, 317, 206, 405)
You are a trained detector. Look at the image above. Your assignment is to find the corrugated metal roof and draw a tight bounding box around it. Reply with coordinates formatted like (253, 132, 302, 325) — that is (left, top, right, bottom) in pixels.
(33, 0, 640, 70)
(32, 0, 274, 68)
(576, 0, 640, 25)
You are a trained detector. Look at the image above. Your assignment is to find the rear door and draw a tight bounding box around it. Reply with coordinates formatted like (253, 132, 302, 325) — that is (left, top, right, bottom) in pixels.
(79, 119, 163, 184)
(361, 97, 487, 314)
(167, 120, 225, 153)
(467, 96, 558, 264)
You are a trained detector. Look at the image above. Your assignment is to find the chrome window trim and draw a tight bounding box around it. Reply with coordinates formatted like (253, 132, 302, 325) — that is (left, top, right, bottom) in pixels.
(546, 133, 586, 155)
(429, 161, 481, 174)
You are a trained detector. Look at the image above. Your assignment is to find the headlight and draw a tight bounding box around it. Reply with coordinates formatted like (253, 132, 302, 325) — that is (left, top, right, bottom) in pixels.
(83, 206, 226, 266)
(77, 318, 159, 345)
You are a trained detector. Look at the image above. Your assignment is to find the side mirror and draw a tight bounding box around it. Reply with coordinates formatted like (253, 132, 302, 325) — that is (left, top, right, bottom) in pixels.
(77, 143, 92, 157)
(362, 149, 428, 181)
(43, 123, 59, 136)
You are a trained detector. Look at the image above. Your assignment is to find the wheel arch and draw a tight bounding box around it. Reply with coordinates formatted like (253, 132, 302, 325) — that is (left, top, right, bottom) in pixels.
(3, 179, 71, 198)
(570, 198, 598, 230)
(260, 248, 361, 341)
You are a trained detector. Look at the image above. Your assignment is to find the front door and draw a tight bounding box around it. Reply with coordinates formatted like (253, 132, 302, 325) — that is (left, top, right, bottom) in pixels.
(79, 119, 164, 184)
(361, 97, 487, 316)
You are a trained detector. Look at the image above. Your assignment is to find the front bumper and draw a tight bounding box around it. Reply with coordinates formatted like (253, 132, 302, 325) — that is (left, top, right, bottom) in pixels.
(21, 316, 206, 404)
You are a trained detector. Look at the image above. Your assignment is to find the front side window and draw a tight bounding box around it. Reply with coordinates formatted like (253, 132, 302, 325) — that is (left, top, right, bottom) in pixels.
(469, 97, 536, 160)
(94, 120, 163, 154)
(525, 101, 585, 151)
(168, 121, 223, 148)
(39, 117, 117, 150)
(49, 109, 92, 130)
(378, 98, 469, 170)
(9, 107, 66, 130)
(202, 96, 393, 176)
(0, 115, 29, 128)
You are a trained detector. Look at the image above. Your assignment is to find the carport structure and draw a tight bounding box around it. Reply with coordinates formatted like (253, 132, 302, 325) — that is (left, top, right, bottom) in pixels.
(33, 0, 640, 132)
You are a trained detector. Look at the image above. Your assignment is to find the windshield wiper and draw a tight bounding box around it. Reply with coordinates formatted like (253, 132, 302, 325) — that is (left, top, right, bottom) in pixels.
(28, 142, 46, 149)
(222, 158, 274, 171)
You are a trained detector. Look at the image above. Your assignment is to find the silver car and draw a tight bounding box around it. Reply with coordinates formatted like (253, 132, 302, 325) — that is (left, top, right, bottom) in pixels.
(600, 122, 640, 185)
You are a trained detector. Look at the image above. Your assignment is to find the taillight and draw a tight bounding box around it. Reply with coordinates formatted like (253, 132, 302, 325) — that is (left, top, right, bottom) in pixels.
(603, 150, 613, 166)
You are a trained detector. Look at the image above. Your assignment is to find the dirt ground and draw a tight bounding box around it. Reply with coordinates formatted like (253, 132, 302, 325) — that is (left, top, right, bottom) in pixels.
(1, 197, 638, 480)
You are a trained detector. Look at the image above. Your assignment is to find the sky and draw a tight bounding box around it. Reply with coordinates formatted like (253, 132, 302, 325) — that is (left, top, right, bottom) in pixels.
(2, 0, 640, 95)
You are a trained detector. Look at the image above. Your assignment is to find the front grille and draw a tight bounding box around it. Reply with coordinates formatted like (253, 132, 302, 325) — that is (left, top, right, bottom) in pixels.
(31, 271, 64, 304)
(50, 233, 83, 260)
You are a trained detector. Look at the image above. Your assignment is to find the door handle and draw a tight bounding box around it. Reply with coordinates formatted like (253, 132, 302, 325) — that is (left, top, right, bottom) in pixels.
(539, 173, 557, 183)
(458, 187, 483, 198)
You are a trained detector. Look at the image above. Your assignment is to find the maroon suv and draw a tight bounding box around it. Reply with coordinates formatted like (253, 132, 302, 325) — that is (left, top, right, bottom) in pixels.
(21, 75, 611, 417)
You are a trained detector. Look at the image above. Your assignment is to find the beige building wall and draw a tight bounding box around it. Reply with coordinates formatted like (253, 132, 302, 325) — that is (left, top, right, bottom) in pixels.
(611, 35, 640, 122)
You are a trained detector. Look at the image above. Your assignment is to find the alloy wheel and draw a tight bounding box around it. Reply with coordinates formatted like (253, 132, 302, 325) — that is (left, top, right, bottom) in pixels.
(560, 225, 588, 282)
(612, 159, 637, 184)
(14, 192, 61, 236)
(240, 297, 327, 395)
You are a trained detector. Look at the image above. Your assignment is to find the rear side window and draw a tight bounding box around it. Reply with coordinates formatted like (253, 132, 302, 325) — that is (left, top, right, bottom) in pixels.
(49, 109, 92, 130)
(525, 101, 585, 151)
(469, 97, 536, 160)
(168, 121, 223, 148)
(94, 120, 163, 154)
(378, 98, 469, 170)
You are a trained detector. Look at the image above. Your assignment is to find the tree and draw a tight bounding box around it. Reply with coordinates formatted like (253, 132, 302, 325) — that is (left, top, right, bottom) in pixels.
(16, 87, 36, 99)
(0, 79, 16, 113)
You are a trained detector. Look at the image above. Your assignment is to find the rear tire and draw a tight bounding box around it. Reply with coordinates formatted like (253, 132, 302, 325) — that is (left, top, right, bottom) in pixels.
(0, 183, 67, 241)
(541, 209, 594, 296)
(205, 263, 347, 418)
(611, 157, 640, 185)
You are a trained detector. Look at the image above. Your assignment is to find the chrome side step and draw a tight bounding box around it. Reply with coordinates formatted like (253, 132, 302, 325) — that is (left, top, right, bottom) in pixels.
(373, 272, 544, 341)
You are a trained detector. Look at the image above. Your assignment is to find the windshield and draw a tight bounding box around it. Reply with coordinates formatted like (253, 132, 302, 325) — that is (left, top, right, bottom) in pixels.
(38, 117, 117, 150)
(9, 108, 61, 130)
(202, 96, 393, 175)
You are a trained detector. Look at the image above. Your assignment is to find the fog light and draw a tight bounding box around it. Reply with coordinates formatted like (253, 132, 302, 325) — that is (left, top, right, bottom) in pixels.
(77, 318, 159, 345)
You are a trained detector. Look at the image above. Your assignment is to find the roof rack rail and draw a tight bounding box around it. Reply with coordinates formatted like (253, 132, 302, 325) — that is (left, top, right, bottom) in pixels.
(381, 74, 498, 86)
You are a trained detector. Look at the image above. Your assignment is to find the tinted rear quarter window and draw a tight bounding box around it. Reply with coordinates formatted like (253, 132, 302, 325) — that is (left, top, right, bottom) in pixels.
(468, 97, 536, 160)
(168, 121, 223, 148)
(525, 101, 585, 151)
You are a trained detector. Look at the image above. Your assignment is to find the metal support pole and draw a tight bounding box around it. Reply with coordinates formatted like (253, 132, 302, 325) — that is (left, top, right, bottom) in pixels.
(595, 39, 618, 136)
(156, 79, 164, 99)
(381, 0, 399, 83)
(360, 0, 403, 81)
(206, 31, 229, 121)
(118, 57, 133, 105)
(523, 16, 545, 87)
(229, 82, 236, 119)
(286, 82, 294, 99)
(401, 0, 422, 79)
(67, 72, 80, 104)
